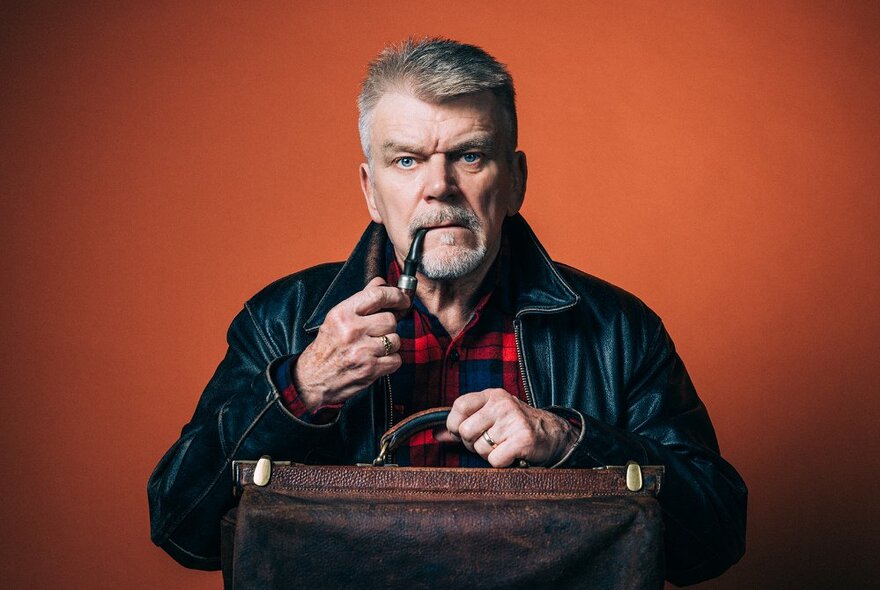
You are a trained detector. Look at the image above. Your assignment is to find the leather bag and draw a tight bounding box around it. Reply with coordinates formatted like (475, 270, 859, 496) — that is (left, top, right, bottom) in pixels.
(221, 408, 665, 590)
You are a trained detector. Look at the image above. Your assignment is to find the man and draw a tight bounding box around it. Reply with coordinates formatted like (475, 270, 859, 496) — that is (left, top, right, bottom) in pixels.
(149, 38, 746, 585)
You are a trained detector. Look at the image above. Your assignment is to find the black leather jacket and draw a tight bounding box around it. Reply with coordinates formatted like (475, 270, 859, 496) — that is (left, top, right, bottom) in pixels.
(148, 215, 746, 585)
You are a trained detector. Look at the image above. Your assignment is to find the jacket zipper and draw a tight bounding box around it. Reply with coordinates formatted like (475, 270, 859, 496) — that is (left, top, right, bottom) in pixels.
(374, 375, 394, 465)
(384, 374, 394, 431)
(514, 319, 535, 408)
(513, 298, 579, 409)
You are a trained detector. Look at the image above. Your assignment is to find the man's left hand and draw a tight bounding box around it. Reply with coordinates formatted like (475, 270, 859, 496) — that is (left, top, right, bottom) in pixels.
(440, 389, 579, 467)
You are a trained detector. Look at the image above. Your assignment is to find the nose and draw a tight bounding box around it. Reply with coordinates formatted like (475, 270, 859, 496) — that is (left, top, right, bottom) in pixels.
(422, 155, 457, 201)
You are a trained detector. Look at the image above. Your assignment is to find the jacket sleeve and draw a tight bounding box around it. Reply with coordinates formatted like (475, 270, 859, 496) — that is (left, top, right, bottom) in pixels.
(147, 303, 343, 570)
(554, 320, 747, 587)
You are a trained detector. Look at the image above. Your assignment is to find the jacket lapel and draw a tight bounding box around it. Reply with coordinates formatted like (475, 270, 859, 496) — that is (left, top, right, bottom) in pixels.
(505, 215, 580, 316)
(303, 222, 387, 333)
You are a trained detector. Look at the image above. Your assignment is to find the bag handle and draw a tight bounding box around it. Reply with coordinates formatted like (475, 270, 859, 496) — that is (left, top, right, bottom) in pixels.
(373, 407, 451, 465)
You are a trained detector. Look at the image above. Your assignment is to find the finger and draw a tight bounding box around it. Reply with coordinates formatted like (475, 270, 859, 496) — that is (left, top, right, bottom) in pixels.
(372, 353, 402, 376)
(446, 391, 491, 435)
(363, 312, 399, 337)
(472, 428, 500, 458)
(352, 283, 411, 316)
(487, 442, 520, 468)
(373, 333, 400, 357)
(458, 411, 496, 445)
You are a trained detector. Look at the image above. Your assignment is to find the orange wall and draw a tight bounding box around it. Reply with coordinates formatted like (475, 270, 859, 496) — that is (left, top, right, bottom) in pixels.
(2, 2, 878, 588)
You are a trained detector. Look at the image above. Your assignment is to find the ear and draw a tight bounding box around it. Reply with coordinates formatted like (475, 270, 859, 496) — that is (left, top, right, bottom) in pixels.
(507, 150, 528, 216)
(360, 162, 383, 223)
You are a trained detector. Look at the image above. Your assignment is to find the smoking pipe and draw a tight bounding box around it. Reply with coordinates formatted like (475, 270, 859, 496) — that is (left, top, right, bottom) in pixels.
(397, 228, 428, 300)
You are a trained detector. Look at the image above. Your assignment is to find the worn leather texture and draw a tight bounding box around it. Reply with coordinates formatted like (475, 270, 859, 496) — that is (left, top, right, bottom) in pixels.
(232, 462, 663, 499)
(222, 471, 664, 590)
(148, 215, 747, 585)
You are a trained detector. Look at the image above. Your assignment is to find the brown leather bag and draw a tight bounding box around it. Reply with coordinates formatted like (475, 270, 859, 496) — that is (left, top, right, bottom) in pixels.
(221, 408, 665, 590)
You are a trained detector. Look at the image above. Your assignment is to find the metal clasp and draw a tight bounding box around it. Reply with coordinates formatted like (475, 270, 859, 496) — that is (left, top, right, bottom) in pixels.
(372, 441, 391, 466)
(625, 461, 643, 492)
(253, 455, 272, 486)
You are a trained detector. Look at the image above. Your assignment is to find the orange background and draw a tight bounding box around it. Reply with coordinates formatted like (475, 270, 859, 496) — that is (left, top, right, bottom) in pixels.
(2, 2, 878, 588)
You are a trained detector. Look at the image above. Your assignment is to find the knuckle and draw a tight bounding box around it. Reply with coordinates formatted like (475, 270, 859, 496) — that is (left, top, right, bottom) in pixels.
(352, 363, 373, 381)
(498, 392, 518, 407)
(486, 389, 513, 409)
(333, 316, 354, 337)
(326, 306, 345, 324)
(459, 422, 478, 441)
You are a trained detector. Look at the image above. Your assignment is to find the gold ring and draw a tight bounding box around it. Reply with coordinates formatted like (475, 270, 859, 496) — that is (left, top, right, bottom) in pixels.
(482, 430, 497, 448)
(380, 334, 393, 357)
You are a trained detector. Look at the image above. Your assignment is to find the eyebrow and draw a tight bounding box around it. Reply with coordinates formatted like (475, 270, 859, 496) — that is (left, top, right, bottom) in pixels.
(381, 140, 421, 156)
(380, 134, 497, 157)
(448, 135, 497, 155)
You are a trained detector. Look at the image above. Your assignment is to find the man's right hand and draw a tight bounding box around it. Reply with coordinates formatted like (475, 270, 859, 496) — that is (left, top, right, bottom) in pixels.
(292, 276, 410, 411)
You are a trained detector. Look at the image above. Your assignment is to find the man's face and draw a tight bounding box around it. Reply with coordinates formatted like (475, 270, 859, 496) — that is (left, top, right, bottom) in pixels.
(359, 91, 526, 282)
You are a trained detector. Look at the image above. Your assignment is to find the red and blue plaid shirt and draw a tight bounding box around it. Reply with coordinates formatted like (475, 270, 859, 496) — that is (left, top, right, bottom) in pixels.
(276, 241, 526, 466)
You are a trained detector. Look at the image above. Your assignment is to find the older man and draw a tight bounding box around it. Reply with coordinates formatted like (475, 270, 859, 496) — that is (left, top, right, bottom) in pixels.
(149, 38, 746, 585)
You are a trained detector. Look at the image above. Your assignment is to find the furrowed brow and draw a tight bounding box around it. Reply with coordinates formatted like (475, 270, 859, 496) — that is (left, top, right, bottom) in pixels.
(381, 141, 422, 156)
(449, 135, 497, 155)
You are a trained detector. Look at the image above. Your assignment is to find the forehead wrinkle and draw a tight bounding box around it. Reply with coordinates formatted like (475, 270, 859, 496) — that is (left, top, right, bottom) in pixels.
(381, 132, 496, 158)
(371, 92, 504, 157)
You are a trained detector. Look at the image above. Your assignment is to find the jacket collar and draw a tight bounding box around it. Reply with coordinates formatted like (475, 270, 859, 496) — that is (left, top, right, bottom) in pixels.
(303, 214, 579, 332)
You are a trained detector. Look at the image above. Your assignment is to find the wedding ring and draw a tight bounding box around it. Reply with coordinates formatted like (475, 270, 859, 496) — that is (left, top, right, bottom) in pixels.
(380, 334, 393, 357)
(482, 430, 497, 448)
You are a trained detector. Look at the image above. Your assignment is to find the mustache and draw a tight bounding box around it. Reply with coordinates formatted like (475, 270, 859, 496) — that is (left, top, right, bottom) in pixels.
(408, 207, 481, 238)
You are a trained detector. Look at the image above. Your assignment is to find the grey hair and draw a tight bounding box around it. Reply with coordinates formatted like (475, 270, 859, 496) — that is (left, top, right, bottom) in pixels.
(358, 37, 517, 163)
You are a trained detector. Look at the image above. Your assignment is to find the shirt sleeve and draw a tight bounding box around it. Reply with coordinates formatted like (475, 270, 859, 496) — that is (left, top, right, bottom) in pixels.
(273, 356, 343, 425)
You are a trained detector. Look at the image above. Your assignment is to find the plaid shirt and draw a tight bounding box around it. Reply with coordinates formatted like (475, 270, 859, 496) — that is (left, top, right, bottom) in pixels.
(276, 241, 526, 466)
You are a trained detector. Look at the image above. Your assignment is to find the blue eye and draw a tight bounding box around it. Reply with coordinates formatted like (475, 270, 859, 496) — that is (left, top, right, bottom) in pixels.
(461, 153, 480, 164)
(397, 157, 415, 169)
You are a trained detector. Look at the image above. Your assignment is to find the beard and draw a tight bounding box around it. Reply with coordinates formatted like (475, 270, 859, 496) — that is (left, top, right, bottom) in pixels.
(408, 206, 487, 281)
(420, 233, 487, 280)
